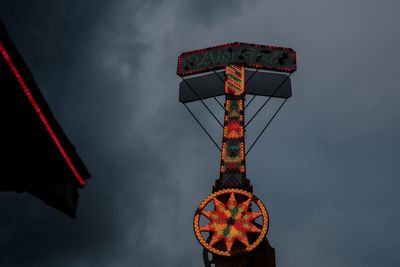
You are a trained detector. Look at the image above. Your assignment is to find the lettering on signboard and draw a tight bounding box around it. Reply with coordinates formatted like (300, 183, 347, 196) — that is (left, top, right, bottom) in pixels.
(177, 43, 296, 76)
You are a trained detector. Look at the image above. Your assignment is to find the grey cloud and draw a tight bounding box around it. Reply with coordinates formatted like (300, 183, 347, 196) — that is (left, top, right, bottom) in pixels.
(1, 0, 400, 266)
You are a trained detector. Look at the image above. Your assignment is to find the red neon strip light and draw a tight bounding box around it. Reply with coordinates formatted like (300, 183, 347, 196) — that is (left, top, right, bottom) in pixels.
(0, 42, 85, 186)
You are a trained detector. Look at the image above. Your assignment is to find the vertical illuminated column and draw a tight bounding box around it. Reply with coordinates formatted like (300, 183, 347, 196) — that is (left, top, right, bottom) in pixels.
(215, 64, 250, 191)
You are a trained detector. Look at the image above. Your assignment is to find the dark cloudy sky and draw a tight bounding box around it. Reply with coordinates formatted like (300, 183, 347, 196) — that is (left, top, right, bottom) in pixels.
(1, 0, 400, 266)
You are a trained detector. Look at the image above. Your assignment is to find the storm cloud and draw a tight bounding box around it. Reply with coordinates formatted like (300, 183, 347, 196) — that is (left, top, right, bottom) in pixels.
(1, 0, 399, 266)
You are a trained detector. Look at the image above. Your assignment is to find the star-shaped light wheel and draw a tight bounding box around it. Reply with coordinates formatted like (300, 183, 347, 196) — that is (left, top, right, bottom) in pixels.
(193, 189, 269, 257)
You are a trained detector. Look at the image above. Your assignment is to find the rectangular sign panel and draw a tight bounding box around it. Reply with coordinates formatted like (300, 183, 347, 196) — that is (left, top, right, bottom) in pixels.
(179, 71, 292, 103)
(177, 42, 296, 76)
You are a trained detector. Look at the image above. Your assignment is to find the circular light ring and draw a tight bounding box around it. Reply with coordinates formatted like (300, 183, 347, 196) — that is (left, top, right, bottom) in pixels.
(193, 188, 269, 257)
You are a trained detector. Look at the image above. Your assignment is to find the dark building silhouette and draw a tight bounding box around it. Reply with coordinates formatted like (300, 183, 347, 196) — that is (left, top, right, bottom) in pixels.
(0, 20, 90, 218)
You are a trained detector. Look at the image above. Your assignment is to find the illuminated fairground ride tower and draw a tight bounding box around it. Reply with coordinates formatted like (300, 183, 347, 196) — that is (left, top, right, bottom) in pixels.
(177, 42, 297, 267)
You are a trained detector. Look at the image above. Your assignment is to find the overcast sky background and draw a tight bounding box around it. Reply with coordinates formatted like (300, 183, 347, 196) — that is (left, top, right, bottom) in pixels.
(1, 0, 400, 266)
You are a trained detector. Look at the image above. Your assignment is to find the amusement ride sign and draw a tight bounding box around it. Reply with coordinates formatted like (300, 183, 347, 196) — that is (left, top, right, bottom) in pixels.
(177, 42, 296, 76)
(177, 42, 297, 266)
